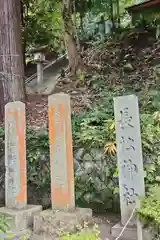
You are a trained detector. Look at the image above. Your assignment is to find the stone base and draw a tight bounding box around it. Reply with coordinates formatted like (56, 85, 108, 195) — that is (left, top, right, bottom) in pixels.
(33, 207, 92, 239)
(0, 205, 42, 232)
(31, 228, 94, 240)
(112, 223, 153, 240)
(31, 233, 53, 240)
(1, 229, 32, 240)
(112, 223, 137, 240)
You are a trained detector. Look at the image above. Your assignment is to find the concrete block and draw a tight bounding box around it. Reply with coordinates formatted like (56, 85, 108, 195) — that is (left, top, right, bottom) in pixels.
(111, 223, 153, 240)
(112, 223, 137, 240)
(33, 208, 92, 238)
(0, 205, 42, 232)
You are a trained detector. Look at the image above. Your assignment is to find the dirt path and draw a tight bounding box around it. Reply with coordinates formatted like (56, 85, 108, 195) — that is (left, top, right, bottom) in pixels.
(26, 79, 96, 129)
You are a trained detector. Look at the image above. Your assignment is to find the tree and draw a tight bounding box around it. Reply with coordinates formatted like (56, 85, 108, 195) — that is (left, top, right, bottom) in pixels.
(62, 0, 84, 75)
(0, 0, 25, 119)
(73, 0, 92, 33)
(23, 0, 63, 53)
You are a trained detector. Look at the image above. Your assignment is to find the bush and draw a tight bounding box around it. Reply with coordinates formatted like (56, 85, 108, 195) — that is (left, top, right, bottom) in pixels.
(0, 215, 10, 233)
(72, 87, 160, 210)
(137, 186, 160, 239)
(26, 128, 50, 192)
(59, 224, 100, 240)
(59, 232, 100, 240)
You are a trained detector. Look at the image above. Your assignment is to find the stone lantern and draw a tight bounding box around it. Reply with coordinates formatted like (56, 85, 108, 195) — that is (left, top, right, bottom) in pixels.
(97, 16, 105, 41)
(30, 45, 48, 89)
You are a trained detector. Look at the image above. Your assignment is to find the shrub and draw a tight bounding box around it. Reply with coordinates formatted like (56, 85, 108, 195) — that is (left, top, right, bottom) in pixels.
(72, 87, 160, 209)
(59, 232, 100, 240)
(0, 215, 10, 233)
(59, 224, 100, 240)
(137, 186, 160, 239)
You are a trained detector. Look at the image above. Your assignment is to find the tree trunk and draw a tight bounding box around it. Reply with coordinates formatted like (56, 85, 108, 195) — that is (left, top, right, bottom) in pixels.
(73, 0, 80, 49)
(80, 14, 84, 33)
(0, 0, 25, 116)
(116, 0, 120, 28)
(109, 0, 114, 24)
(21, 0, 26, 70)
(62, 0, 83, 75)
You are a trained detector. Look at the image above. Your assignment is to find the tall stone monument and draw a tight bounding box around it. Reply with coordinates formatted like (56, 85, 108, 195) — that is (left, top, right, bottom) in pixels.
(48, 93, 75, 210)
(0, 101, 42, 238)
(33, 94, 92, 239)
(5, 101, 27, 209)
(112, 95, 145, 239)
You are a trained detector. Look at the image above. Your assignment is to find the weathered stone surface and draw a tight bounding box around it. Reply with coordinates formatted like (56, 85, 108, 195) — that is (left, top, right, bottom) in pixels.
(153, 64, 160, 83)
(111, 223, 153, 240)
(31, 233, 54, 240)
(33, 208, 92, 237)
(156, 24, 160, 39)
(83, 153, 92, 161)
(48, 94, 75, 210)
(113, 95, 145, 226)
(0, 205, 42, 232)
(1, 229, 32, 240)
(5, 102, 27, 209)
(74, 148, 104, 163)
(123, 63, 134, 72)
(90, 148, 104, 161)
(112, 223, 137, 240)
(74, 148, 84, 160)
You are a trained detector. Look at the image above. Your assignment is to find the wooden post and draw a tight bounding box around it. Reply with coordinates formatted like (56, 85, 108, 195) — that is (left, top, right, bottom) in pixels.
(48, 93, 75, 210)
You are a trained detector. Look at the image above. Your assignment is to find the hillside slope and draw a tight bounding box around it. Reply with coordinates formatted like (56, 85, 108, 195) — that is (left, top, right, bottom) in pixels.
(25, 30, 160, 128)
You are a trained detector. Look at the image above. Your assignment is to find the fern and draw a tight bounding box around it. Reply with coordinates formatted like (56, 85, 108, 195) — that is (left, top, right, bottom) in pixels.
(0, 215, 10, 233)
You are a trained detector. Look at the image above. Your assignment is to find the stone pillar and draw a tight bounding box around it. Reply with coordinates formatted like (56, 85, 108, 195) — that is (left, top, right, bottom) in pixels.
(112, 95, 145, 240)
(48, 93, 75, 210)
(33, 94, 92, 239)
(37, 62, 43, 89)
(0, 101, 42, 237)
(5, 101, 27, 209)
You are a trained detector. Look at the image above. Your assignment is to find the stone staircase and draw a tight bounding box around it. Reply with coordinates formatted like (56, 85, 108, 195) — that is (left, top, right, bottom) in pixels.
(25, 55, 68, 95)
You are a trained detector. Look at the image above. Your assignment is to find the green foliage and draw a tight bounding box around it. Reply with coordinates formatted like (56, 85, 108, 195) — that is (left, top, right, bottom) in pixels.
(24, 0, 63, 52)
(0, 215, 10, 233)
(26, 128, 50, 191)
(134, 11, 160, 29)
(59, 232, 99, 240)
(59, 225, 100, 240)
(0, 85, 159, 212)
(74, 146, 118, 210)
(74, 0, 92, 17)
(72, 86, 160, 209)
(137, 186, 160, 236)
(23, 0, 132, 50)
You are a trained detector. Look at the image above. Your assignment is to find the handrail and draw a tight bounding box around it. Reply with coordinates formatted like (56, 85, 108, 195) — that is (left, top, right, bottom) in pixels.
(25, 54, 67, 85)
